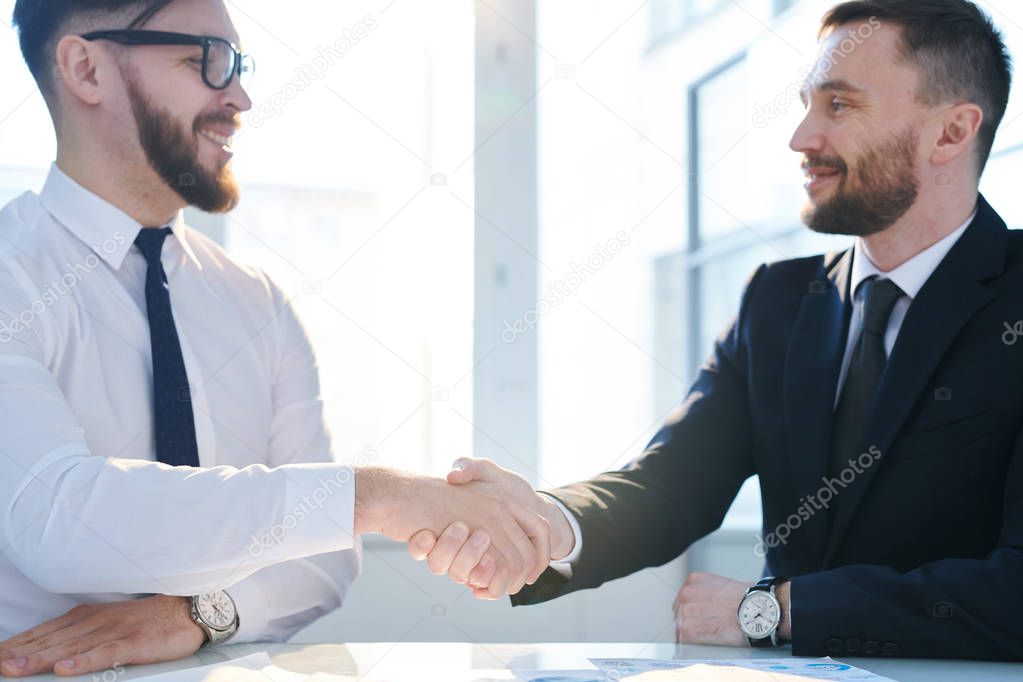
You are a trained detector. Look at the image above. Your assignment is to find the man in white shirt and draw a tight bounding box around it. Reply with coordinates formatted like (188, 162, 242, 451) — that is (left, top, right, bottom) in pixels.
(0, 0, 551, 676)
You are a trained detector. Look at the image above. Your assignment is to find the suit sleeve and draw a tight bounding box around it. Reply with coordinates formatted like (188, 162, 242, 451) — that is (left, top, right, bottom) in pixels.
(790, 423, 1023, 660)
(513, 264, 766, 605)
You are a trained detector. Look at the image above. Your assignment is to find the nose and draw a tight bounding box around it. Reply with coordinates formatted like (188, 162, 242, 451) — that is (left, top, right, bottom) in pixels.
(220, 75, 253, 115)
(789, 109, 825, 156)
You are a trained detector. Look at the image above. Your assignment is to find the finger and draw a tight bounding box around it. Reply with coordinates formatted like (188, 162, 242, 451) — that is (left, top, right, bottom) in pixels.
(505, 498, 551, 584)
(0, 617, 104, 664)
(447, 529, 491, 584)
(425, 522, 470, 576)
(446, 458, 478, 484)
(0, 607, 93, 654)
(491, 513, 532, 595)
(499, 498, 546, 591)
(54, 639, 135, 678)
(1, 629, 110, 678)
(467, 550, 498, 589)
(473, 562, 510, 600)
(407, 529, 438, 561)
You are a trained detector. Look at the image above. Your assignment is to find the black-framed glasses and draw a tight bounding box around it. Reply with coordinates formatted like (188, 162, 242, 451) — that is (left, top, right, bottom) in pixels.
(81, 29, 255, 90)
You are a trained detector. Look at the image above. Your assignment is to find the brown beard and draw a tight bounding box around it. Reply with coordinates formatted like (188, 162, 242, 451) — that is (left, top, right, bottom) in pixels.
(801, 127, 920, 237)
(124, 74, 240, 214)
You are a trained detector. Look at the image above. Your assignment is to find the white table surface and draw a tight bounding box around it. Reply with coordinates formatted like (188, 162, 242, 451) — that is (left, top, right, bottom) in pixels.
(27, 642, 1023, 681)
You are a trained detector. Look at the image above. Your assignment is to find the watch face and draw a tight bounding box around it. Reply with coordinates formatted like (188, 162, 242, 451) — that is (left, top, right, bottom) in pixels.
(196, 591, 236, 630)
(738, 590, 780, 639)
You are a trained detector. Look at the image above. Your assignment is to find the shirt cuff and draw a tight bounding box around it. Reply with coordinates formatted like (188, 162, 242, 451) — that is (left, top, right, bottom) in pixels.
(538, 493, 582, 577)
(224, 574, 271, 644)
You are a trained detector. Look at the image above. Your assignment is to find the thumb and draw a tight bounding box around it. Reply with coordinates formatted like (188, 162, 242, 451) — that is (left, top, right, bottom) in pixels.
(446, 457, 480, 484)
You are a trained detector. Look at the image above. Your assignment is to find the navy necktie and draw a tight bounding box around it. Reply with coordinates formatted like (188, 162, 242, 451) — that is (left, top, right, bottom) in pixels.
(135, 227, 200, 468)
(828, 276, 904, 481)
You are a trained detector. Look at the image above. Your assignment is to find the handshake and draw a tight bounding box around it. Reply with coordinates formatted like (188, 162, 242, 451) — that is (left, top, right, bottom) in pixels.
(355, 457, 576, 597)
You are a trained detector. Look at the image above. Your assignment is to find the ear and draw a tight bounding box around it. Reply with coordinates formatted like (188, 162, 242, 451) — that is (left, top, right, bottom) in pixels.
(930, 102, 984, 167)
(53, 35, 105, 106)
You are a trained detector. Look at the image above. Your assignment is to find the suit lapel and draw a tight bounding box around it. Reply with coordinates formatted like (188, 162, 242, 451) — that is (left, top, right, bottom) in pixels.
(783, 249, 853, 568)
(823, 195, 1007, 565)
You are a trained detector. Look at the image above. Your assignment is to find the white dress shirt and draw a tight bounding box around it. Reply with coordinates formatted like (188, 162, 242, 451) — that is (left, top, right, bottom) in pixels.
(553, 207, 978, 573)
(835, 209, 975, 402)
(0, 164, 360, 642)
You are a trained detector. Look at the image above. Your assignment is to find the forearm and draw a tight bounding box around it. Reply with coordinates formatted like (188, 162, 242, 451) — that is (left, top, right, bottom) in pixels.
(3, 455, 356, 595)
(790, 551, 1023, 660)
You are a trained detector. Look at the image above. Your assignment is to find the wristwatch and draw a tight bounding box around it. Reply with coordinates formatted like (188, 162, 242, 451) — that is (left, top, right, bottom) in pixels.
(189, 591, 239, 646)
(737, 577, 785, 647)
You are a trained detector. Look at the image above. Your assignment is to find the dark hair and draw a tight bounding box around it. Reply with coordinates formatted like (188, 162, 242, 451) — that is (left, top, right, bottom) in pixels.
(820, 0, 1012, 175)
(12, 0, 175, 95)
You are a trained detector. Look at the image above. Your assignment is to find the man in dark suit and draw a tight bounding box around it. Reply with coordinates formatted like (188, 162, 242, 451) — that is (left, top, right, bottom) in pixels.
(411, 0, 1023, 661)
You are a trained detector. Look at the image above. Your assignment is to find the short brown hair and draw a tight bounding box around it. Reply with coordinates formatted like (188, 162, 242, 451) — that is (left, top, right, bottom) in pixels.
(820, 0, 1012, 175)
(13, 0, 175, 96)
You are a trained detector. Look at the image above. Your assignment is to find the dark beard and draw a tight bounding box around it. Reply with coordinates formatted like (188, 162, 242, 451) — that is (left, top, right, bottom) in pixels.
(801, 128, 920, 237)
(124, 75, 240, 214)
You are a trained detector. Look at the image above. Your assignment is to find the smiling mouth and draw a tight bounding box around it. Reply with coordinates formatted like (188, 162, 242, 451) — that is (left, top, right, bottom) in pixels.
(199, 129, 235, 150)
(804, 167, 841, 193)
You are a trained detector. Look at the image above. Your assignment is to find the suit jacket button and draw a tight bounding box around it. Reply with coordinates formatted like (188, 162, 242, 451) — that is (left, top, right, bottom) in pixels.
(826, 638, 843, 654)
(881, 642, 900, 656)
(862, 640, 880, 656)
(845, 638, 861, 653)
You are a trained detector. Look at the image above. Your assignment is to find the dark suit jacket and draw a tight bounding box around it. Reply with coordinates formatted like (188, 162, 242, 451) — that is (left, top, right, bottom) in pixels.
(512, 193, 1023, 660)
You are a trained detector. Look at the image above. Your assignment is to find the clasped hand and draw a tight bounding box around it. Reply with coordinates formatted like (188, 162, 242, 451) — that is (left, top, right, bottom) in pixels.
(399, 458, 575, 599)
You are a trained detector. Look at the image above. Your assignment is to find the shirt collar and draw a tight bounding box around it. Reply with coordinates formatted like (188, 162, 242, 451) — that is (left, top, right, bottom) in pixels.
(38, 163, 200, 270)
(850, 206, 977, 300)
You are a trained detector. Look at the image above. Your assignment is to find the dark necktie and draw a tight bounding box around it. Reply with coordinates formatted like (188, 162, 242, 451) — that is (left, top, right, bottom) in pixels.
(135, 227, 200, 468)
(828, 276, 904, 481)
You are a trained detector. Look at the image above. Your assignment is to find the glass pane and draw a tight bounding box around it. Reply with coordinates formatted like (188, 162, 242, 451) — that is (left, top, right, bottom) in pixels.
(224, 0, 476, 475)
(695, 57, 756, 242)
(649, 0, 689, 43)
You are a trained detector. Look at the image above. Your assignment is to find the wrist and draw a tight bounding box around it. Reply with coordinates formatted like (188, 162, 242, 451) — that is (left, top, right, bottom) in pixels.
(777, 581, 792, 641)
(167, 595, 207, 645)
(540, 496, 575, 561)
(354, 466, 393, 535)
